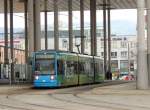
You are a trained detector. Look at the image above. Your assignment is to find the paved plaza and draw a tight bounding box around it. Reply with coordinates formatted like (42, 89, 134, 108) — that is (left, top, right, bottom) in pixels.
(0, 82, 149, 110)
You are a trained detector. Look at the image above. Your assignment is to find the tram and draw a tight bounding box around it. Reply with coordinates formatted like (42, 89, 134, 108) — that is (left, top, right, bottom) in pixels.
(32, 50, 104, 87)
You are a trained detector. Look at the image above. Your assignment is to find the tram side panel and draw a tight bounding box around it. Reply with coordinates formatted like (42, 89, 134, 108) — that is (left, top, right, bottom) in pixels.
(78, 56, 94, 84)
(94, 58, 104, 83)
(78, 56, 88, 84)
(57, 53, 78, 86)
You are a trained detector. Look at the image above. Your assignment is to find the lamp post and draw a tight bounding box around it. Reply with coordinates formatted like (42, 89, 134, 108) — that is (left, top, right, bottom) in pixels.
(62, 39, 69, 51)
(128, 42, 131, 75)
(75, 36, 81, 54)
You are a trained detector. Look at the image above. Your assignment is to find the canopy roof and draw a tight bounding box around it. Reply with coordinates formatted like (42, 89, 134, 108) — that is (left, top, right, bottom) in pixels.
(0, 0, 138, 13)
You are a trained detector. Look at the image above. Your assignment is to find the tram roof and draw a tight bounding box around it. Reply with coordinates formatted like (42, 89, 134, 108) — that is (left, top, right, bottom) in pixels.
(0, 0, 138, 13)
(35, 49, 101, 57)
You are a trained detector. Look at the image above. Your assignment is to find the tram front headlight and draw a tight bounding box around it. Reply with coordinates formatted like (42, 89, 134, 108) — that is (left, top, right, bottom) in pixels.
(50, 75, 55, 80)
(35, 76, 39, 80)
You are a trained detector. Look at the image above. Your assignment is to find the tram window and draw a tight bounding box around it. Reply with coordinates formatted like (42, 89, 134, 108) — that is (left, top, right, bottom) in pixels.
(95, 63, 99, 73)
(35, 63, 40, 71)
(90, 62, 94, 74)
(57, 60, 64, 75)
(72, 62, 78, 74)
(35, 60, 55, 74)
(78, 62, 85, 73)
(74, 62, 78, 72)
(66, 61, 78, 74)
(50, 64, 54, 75)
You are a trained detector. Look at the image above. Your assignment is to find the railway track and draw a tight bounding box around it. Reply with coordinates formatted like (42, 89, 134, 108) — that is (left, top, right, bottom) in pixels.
(0, 81, 143, 110)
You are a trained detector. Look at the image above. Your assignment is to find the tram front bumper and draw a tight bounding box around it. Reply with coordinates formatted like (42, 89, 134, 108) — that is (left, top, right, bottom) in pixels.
(34, 80, 59, 87)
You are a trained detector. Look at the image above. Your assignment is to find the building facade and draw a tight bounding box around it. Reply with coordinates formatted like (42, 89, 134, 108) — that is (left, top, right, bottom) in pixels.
(99, 35, 137, 79)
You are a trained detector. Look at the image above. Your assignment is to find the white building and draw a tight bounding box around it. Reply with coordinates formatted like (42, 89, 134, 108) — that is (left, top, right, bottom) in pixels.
(99, 35, 137, 77)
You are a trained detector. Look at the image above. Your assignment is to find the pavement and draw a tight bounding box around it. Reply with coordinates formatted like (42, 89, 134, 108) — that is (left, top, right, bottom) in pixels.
(80, 82, 150, 110)
(0, 79, 9, 84)
(0, 84, 32, 95)
(0, 82, 150, 110)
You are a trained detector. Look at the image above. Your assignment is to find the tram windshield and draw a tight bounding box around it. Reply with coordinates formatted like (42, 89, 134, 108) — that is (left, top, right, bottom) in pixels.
(35, 59, 55, 74)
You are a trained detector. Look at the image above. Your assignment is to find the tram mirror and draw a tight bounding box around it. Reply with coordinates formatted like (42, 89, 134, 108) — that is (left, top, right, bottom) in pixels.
(28, 59, 32, 65)
(15, 72, 20, 78)
(29, 61, 32, 65)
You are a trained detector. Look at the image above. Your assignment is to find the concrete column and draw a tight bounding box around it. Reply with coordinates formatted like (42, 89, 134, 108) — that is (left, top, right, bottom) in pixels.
(4, 0, 9, 64)
(147, 0, 150, 86)
(80, 0, 85, 54)
(137, 0, 149, 89)
(9, 0, 14, 83)
(34, 0, 41, 51)
(90, 0, 97, 56)
(28, 0, 34, 55)
(103, 0, 107, 77)
(68, 0, 73, 52)
(54, 0, 59, 50)
(24, 0, 28, 63)
(94, 1, 97, 56)
(45, 0, 48, 50)
(108, 7, 112, 79)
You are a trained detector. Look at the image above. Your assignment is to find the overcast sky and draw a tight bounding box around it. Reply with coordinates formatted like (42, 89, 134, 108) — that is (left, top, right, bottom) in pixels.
(0, 9, 137, 34)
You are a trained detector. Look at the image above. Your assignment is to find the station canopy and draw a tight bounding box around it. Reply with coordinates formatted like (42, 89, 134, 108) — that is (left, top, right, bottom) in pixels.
(0, 0, 137, 13)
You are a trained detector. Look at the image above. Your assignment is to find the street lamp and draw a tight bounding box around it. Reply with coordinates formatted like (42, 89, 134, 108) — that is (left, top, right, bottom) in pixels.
(128, 42, 131, 75)
(128, 41, 137, 76)
(62, 39, 69, 51)
(75, 36, 81, 54)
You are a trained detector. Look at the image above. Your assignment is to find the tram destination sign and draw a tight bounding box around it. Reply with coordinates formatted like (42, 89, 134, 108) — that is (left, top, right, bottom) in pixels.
(36, 54, 54, 59)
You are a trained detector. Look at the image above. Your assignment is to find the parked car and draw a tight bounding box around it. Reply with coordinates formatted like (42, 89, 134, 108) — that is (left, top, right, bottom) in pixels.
(119, 74, 135, 80)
